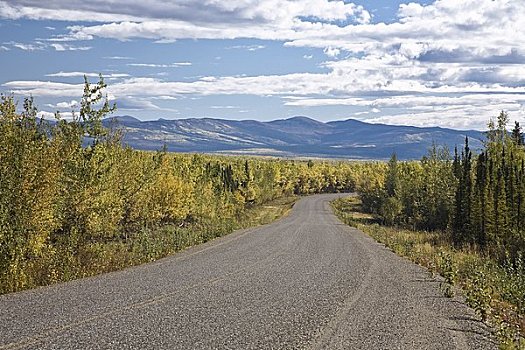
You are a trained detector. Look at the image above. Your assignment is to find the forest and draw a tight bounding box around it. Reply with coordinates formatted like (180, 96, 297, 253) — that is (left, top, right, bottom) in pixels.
(359, 110, 525, 259)
(0, 77, 382, 295)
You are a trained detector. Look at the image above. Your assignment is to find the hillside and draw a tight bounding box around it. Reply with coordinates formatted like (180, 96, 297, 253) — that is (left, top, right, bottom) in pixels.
(103, 116, 485, 159)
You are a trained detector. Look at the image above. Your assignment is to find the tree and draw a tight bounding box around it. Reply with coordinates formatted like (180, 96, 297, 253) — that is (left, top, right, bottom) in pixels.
(419, 144, 454, 231)
(472, 151, 488, 246)
(378, 153, 403, 225)
(385, 153, 399, 197)
(452, 137, 472, 244)
(79, 74, 116, 142)
(511, 121, 524, 146)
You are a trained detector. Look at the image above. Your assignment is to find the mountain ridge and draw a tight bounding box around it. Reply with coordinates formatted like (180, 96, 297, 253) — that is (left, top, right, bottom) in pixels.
(103, 115, 484, 160)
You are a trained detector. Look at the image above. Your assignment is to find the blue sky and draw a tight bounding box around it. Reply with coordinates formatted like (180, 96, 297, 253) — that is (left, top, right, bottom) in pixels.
(1, 0, 524, 130)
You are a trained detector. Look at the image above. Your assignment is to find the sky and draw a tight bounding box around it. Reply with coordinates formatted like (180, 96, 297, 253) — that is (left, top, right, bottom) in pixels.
(1, 0, 524, 130)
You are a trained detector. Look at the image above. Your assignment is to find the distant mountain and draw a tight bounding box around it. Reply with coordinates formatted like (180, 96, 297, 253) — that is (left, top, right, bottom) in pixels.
(102, 115, 485, 160)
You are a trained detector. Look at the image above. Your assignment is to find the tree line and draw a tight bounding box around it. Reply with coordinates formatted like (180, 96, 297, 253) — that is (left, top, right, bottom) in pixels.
(360, 111, 525, 260)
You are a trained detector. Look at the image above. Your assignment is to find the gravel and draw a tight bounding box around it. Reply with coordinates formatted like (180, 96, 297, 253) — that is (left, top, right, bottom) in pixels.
(0, 194, 497, 349)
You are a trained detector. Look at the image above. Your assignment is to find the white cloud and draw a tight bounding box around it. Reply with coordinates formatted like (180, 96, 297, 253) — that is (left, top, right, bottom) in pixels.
(151, 95, 178, 100)
(1, 1, 522, 64)
(57, 100, 77, 108)
(49, 43, 91, 51)
(283, 94, 525, 109)
(366, 104, 525, 131)
(37, 110, 75, 120)
(45, 71, 130, 78)
(154, 38, 177, 44)
(127, 62, 192, 68)
(103, 56, 133, 60)
(7, 0, 515, 63)
(45, 31, 94, 42)
(112, 97, 163, 110)
(323, 46, 340, 58)
(0, 1, 371, 26)
(4, 80, 85, 97)
(210, 105, 240, 109)
(2, 0, 525, 130)
(303, 54, 313, 60)
(228, 45, 265, 51)
(0, 2, 142, 22)
(7, 41, 44, 51)
(37, 111, 58, 120)
(7, 74, 525, 104)
(287, 94, 525, 130)
(3, 40, 91, 51)
(46, 100, 78, 109)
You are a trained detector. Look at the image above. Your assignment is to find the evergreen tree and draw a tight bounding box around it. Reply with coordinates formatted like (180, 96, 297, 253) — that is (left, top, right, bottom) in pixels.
(453, 146, 461, 179)
(517, 159, 525, 238)
(472, 151, 488, 247)
(493, 166, 508, 245)
(497, 110, 510, 142)
(385, 153, 399, 197)
(379, 153, 402, 225)
(511, 121, 524, 146)
(452, 137, 472, 244)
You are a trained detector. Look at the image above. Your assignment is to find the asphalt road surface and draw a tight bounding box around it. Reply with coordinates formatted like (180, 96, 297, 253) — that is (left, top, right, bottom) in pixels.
(0, 194, 496, 349)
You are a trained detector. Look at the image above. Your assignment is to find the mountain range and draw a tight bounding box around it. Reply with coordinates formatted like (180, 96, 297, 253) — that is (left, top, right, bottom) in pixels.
(102, 116, 485, 160)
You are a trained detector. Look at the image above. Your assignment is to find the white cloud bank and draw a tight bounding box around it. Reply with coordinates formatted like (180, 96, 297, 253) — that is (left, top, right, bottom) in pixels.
(46, 72, 130, 78)
(2, 0, 525, 129)
(0, 0, 370, 25)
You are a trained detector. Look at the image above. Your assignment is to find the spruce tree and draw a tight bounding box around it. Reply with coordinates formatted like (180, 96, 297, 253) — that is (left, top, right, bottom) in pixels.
(453, 137, 472, 244)
(511, 121, 523, 146)
(472, 152, 488, 246)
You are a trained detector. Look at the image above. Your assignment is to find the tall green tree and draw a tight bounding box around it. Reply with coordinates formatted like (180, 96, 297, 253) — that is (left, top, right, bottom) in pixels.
(511, 121, 523, 146)
(452, 137, 472, 244)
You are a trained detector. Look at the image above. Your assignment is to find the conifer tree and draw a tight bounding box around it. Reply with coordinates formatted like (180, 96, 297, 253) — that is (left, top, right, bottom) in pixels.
(472, 151, 488, 246)
(511, 121, 523, 146)
(452, 137, 472, 244)
(385, 153, 399, 197)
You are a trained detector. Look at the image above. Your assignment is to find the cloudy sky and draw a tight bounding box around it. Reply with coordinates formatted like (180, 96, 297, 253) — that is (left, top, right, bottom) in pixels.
(1, 0, 524, 130)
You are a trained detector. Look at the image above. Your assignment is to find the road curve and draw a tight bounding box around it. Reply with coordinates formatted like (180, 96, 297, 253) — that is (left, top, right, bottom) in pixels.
(0, 194, 496, 349)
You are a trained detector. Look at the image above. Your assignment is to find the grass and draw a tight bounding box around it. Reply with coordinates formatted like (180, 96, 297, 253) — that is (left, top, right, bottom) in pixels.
(332, 195, 525, 350)
(3, 196, 297, 295)
(101, 195, 298, 268)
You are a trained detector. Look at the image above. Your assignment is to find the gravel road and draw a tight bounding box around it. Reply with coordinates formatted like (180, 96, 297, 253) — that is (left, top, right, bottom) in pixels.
(0, 194, 496, 349)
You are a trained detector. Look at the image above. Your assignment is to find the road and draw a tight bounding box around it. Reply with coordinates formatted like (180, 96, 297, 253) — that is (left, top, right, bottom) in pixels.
(0, 194, 496, 349)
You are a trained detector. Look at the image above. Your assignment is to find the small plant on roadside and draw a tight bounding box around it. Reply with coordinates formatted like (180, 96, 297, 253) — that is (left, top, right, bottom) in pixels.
(465, 269, 493, 322)
(501, 252, 525, 315)
(438, 251, 457, 298)
(495, 318, 520, 350)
